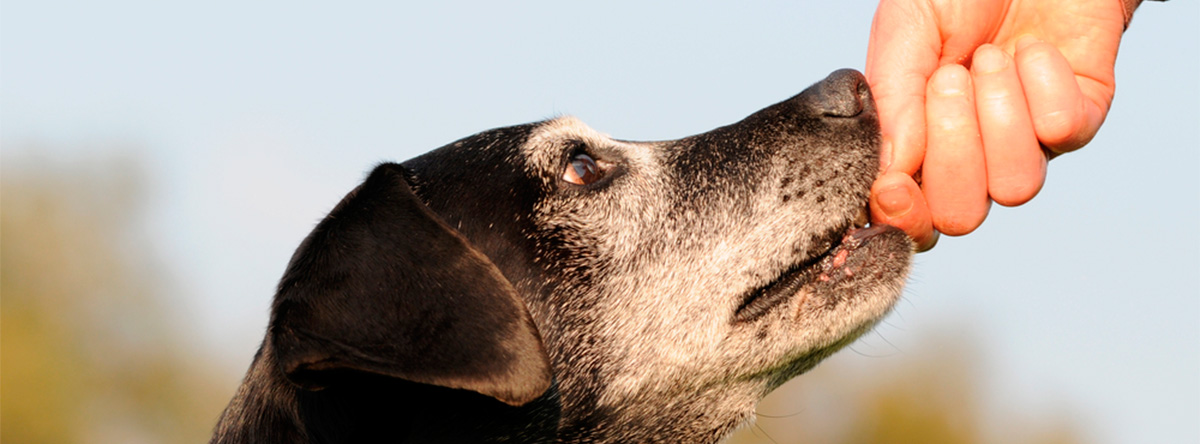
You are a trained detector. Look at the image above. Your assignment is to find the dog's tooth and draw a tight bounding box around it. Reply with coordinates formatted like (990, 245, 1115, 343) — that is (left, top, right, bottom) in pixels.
(853, 206, 869, 228)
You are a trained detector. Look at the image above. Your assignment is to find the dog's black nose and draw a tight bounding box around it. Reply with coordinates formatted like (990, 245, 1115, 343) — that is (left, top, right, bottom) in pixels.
(809, 69, 871, 118)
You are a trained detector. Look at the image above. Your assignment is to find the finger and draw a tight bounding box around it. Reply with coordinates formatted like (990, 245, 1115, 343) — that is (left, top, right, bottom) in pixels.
(971, 44, 1046, 207)
(922, 64, 990, 236)
(865, 0, 941, 175)
(869, 171, 937, 251)
(1014, 37, 1107, 153)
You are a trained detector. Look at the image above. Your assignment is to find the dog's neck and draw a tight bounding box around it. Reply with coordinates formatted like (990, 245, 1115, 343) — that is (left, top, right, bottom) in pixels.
(555, 383, 761, 443)
(212, 348, 562, 443)
(214, 351, 762, 443)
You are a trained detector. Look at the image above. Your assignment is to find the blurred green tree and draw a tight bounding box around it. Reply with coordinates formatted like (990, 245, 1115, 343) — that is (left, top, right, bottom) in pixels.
(2, 152, 230, 443)
(727, 331, 1085, 444)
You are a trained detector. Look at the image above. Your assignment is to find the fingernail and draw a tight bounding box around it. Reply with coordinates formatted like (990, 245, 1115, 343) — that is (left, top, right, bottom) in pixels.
(877, 184, 913, 218)
(972, 45, 1008, 75)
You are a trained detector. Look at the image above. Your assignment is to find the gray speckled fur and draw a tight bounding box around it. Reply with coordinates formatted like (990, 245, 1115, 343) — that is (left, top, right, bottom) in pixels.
(213, 69, 913, 443)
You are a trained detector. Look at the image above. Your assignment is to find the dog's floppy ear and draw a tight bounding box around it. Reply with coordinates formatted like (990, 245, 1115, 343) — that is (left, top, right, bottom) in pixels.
(268, 163, 551, 406)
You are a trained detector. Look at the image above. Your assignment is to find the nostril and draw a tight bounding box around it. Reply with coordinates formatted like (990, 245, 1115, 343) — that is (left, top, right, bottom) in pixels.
(821, 92, 863, 118)
(815, 69, 869, 118)
(855, 76, 871, 106)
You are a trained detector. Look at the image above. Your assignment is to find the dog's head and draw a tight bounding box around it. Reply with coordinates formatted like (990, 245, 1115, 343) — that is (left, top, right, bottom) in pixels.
(267, 69, 912, 442)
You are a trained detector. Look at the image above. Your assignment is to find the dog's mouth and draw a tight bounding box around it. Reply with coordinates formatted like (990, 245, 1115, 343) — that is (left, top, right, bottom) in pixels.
(732, 206, 894, 323)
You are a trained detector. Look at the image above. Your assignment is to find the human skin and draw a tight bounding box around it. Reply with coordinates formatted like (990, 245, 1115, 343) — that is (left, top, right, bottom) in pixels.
(865, 0, 1127, 250)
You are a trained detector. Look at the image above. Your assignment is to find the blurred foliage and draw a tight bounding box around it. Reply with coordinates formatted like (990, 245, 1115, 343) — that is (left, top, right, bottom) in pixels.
(2, 152, 231, 443)
(727, 332, 1085, 444)
(0, 150, 1084, 444)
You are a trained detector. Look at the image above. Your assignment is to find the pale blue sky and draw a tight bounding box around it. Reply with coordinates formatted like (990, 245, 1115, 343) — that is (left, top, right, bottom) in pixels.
(3, 2, 1197, 443)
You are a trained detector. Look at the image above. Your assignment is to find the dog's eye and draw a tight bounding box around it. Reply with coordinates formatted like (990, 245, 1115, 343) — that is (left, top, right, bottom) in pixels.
(563, 153, 602, 185)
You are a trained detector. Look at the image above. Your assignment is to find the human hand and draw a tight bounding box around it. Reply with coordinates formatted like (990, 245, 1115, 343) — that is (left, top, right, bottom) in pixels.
(865, 0, 1127, 250)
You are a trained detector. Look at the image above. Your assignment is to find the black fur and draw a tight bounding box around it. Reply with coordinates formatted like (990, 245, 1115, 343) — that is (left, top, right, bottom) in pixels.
(212, 69, 912, 443)
(212, 164, 555, 443)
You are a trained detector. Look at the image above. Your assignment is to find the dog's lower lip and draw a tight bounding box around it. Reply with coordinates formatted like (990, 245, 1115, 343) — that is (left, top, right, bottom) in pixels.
(732, 223, 894, 323)
(732, 224, 849, 323)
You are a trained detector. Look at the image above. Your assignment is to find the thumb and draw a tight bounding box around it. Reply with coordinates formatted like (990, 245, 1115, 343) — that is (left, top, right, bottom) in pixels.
(870, 171, 937, 251)
(865, 0, 940, 176)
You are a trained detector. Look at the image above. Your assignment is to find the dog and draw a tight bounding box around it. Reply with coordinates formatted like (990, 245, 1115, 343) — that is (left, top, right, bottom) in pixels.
(211, 69, 913, 443)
